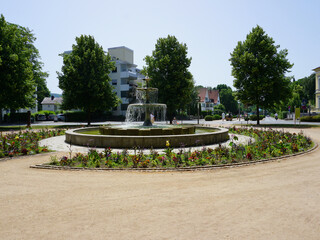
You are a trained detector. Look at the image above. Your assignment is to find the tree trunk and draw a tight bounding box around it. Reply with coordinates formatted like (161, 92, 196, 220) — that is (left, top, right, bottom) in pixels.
(256, 105, 260, 125)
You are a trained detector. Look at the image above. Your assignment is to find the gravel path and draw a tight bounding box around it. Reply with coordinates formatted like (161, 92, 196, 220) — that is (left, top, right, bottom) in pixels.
(0, 127, 319, 239)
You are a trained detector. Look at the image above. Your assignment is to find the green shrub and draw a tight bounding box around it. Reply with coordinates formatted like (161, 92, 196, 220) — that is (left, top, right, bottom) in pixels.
(300, 115, 320, 122)
(204, 115, 214, 121)
(201, 111, 212, 117)
(4, 112, 30, 123)
(249, 115, 265, 121)
(213, 114, 221, 120)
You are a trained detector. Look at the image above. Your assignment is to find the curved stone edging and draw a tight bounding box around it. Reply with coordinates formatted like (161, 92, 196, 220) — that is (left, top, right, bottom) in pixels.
(30, 143, 318, 172)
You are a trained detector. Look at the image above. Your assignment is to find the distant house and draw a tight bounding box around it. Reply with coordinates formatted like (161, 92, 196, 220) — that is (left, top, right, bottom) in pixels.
(198, 88, 220, 113)
(313, 66, 320, 110)
(41, 96, 63, 112)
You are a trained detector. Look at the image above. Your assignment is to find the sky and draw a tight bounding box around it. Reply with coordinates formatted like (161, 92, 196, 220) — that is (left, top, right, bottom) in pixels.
(2, 0, 320, 94)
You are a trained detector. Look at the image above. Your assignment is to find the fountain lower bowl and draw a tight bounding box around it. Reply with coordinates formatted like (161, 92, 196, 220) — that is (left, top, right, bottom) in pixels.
(65, 126, 229, 149)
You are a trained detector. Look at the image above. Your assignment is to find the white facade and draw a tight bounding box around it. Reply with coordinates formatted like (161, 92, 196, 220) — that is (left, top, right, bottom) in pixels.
(108, 46, 144, 116)
(41, 97, 62, 112)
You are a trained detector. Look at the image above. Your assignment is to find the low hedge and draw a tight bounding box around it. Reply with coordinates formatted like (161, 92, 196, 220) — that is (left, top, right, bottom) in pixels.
(249, 115, 265, 121)
(300, 115, 320, 122)
(204, 115, 214, 121)
(204, 114, 221, 121)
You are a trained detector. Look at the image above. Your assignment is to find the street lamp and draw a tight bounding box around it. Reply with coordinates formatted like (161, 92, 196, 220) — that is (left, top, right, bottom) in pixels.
(197, 96, 201, 125)
(238, 100, 241, 121)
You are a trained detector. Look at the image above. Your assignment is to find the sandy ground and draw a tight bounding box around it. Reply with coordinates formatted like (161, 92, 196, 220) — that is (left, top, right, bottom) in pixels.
(1, 127, 320, 239)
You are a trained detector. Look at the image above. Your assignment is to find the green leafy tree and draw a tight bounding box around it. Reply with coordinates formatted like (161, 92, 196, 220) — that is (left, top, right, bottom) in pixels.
(296, 74, 315, 105)
(57, 35, 119, 125)
(214, 84, 230, 92)
(0, 14, 36, 113)
(28, 43, 50, 110)
(230, 25, 293, 124)
(144, 35, 194, 123)
(214, 104, 226, 115)
(219, 88, 238, 114)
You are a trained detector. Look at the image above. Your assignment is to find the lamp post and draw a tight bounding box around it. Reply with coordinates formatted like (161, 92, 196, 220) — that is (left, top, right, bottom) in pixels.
(238, 100, 241, 121)
(197, 97, 201, 125)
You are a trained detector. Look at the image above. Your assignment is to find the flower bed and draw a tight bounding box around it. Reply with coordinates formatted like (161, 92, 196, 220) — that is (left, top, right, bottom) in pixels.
(0, 129, 65, 158)
(47, 127, 314, 169)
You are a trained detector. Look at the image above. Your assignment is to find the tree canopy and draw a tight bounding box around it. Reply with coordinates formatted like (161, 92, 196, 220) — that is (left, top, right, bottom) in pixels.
(143, 35, 194, 123)
(0, 14, 36, 111)
(219, 88, 238, 114)
(57, 35, 119, 125)
(230, 25, 293, 124)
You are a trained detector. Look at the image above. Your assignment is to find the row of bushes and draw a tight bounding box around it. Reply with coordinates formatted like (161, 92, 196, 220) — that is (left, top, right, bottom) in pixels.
(244, 115, 265, 121)
(204, 115, 222, 121)
(300, 115, 320, 122)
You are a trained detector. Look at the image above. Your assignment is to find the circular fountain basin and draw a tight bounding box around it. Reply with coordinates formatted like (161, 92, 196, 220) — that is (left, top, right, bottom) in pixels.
(65, 126, 229, 149)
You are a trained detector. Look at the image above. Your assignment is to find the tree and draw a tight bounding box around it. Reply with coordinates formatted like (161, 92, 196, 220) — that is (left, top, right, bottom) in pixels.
(144, 35, 194, 123)
(215, 84, 230, 92)
(230, 25, 293, 124)
(296, 73, 315, 105)
(28, 42, 50, 110)
(0, 14, 36, 112)
(58, 35, 119, 125)
(220, 88, 238, 114)
(214, 104, 226, 115)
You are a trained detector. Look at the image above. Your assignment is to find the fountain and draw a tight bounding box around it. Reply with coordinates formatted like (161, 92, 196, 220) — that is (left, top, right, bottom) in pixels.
(125, 78, 166, 126)
(65, 78, 229, 148)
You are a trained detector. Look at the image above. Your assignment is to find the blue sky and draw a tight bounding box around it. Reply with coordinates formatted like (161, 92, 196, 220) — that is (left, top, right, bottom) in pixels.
(2, 0, 320, 94)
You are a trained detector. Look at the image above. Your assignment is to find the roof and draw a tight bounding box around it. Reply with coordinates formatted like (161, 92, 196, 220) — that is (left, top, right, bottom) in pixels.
(41, 97, 63, 105)
(208, 90, 219, 104)
(198, 88, 207, 102)
(312, 66, 320, 72)
(198, 88, 219, 103)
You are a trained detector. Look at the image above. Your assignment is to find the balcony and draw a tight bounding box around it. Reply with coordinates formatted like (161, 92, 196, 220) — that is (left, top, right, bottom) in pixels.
(120, 71, 129, 78)
(120, 84, 129, 91)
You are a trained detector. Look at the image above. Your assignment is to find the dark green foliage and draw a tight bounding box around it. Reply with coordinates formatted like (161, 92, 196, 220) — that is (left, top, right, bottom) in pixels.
(204, 115, 214, 121)
(213, 114, 222, 120)
(220, 88, 238, 114)
(0, 14, 36, 111)
(249, 115, 265, 121)
(58, 35, 119, 125)
(230, 25, 293, 124)
(214, 104, 226, 115)
(300, 115, 320, 122)
(144, 35, 194, 123)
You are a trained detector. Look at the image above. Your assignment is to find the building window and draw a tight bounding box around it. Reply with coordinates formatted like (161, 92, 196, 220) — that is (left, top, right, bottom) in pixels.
(121, 78, 128, 85)
(121, 91, 129, 98)
(121, 64, 127, 72)
(112, 79, 117, 85)
(112, 67, 117, 73)
(121, 104, 128, 111)
(318, 76, 320, 90)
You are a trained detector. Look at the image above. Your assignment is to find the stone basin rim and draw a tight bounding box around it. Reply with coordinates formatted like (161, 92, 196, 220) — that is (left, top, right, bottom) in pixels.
(65, 126, 229, 149)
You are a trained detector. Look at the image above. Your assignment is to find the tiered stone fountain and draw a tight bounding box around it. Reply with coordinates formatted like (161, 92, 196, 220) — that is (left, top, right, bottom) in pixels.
(65, 79, 229, 148)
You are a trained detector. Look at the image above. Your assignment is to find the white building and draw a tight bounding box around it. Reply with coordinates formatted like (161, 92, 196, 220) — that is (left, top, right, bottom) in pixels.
(198, 88, 220, 113)
(108, 46, 144, 116)
(41, 96, 63, 112)
(61, 46, 144, 117)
